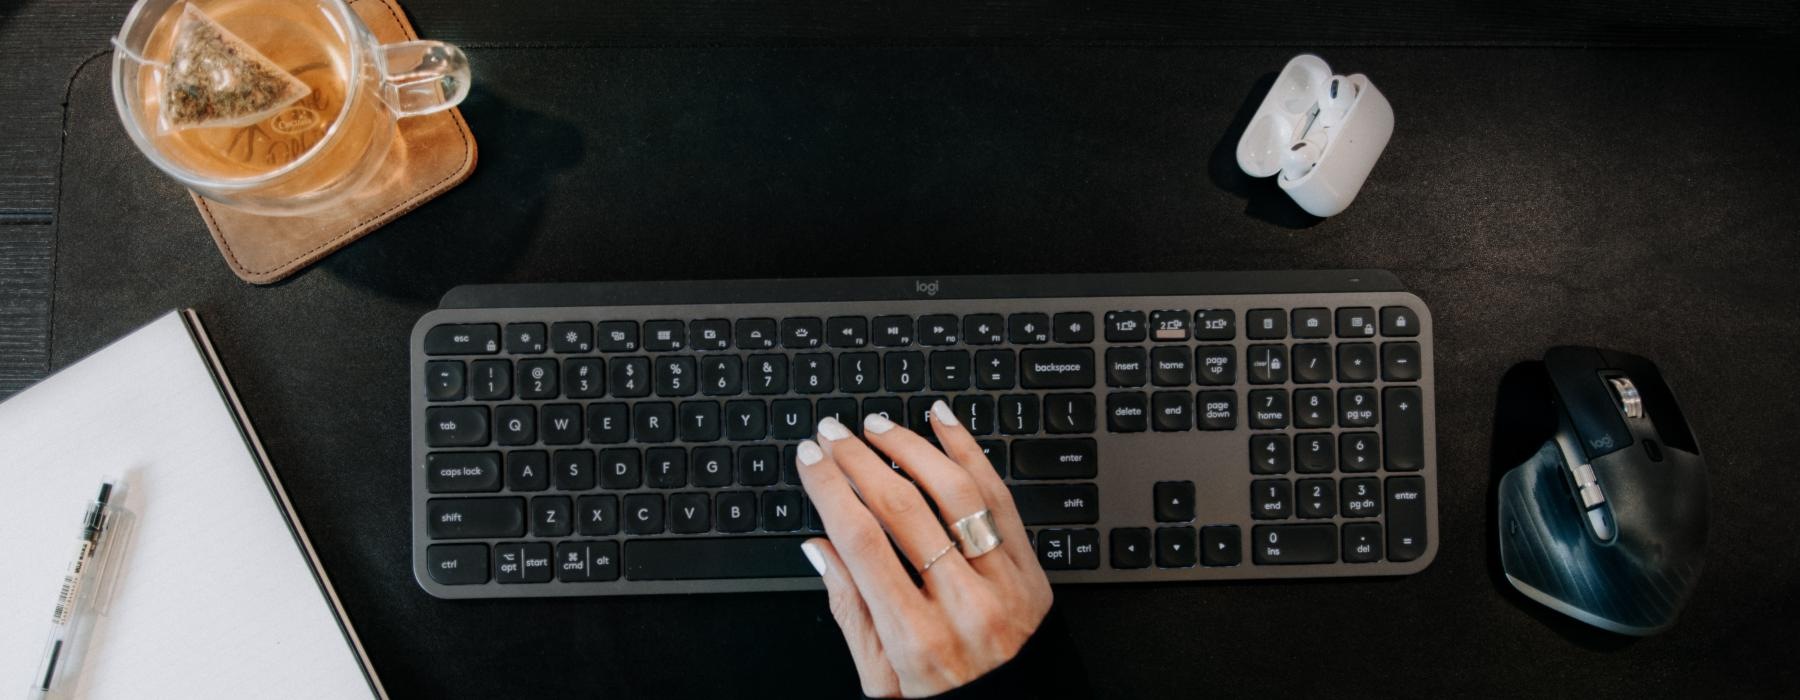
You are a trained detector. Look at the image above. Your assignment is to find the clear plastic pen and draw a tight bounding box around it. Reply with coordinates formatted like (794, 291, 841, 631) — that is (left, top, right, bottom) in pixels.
(28, 481, 118, 700)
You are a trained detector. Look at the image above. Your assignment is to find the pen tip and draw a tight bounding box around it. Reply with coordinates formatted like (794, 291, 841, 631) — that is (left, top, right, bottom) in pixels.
(96, 482, 112, 504)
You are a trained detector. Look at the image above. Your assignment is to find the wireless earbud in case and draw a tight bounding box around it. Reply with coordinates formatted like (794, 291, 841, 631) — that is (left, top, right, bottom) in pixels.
(1236, 54, 1394, 218)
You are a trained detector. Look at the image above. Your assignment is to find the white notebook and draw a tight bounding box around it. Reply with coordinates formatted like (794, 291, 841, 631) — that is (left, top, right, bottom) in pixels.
(0, 311, 383, 698)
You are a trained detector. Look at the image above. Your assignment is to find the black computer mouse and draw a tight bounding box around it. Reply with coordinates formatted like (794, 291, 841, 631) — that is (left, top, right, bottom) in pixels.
(1496, 347, 1709, 635)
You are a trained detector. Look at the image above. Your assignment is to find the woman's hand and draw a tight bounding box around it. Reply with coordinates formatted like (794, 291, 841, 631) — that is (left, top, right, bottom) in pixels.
(795, 401, 1053, 698)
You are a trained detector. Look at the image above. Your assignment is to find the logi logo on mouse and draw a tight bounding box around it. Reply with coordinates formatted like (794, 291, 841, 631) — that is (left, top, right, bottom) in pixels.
(915, 280, 940, 297)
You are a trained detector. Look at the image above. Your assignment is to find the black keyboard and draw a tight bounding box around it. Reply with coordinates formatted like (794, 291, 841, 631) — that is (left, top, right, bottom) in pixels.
(411, 271, 1439, 597)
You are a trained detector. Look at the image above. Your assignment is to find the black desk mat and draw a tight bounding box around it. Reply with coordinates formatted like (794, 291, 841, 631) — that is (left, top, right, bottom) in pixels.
(53, 46, 1800, 696)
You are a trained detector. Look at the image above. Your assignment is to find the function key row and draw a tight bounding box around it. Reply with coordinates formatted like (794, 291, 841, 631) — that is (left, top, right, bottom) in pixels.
(421, 306, 1420, 356)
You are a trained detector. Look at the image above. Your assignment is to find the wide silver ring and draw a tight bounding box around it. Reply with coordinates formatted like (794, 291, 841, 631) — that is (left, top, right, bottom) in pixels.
(919, 542, 958, 572)
(949, 509, 1003, 558)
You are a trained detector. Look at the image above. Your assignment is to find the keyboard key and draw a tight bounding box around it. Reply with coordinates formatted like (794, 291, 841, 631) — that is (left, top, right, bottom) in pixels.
(1248, 389, 1289, 429)
(1011, 484, 1099, 524)
(747, 355, 789, 394)
(1154, 481, 1196, 522)
(771, 399, 813, 440)
(1386, 476, 1428, 562)
(918, 315, 959, 345)
(563, 358, 605, 398)
(817, 398, 860, 434)
(634, 402, 675, 442)
(645, 448, 688, 488)
(1381, 306, 1420, 337)
(738, 446, 780, 486)
(623, 536, 818, 580)
(1251, 479, 1292, 519)
(1342, 522, 1383, 563)
(872, 316, 914, 346)
(838, 353, 880, 393)
(425, 324, 499, 355)
(977, 440, 1007, 477)
(532, 496, 573, 537)
(929, 351, 971, 391)
(862, 397, 904, 428)
(551, 322, 594, 353)
(577, 495, 619, 535)
(609, 356, 651, 397)
(1252, 524, 1338, 565)
(1385, 387, 1425, 471)
(1291, 308, 1331, 338)
(587, 403, 629, 443)
(556, 540, 621, 582)
(1193, 309, 1234, 341)
(670, 493, 711, 533)
(884, 352, 926, 392)
(1111, 528, 1152, 569)
(1292, 344, 1331, 384)
(1383, 341, 1423, 381)
(794, 354, 835, 393)
(1294, 389, 1332, 429)
(427, 544, 489, 585)
(601, 449, 643, 489)
(725, 400, 767, 440)
(963, 314, 1006, 344)
(503, 451, 550, 493)
(552, 449, 596, 490)
(516, 359, 558, 399)
(1106, 392, 1148, 433)
(1157, 527, 1198, 568)
(427, 497, 524, 539)
(1339, 387, 1379, 427)
(1197, 391, 1237, 430)
(701, 355, 743, 396)
(1053, 312, 1094, 343)
(1150, 346, 1191, 386)
(1193, 346, 1234, 386)
(1105, 347, 1148, 387)
(1297, 479, 1336, 519)
(1043, 394, 1096, 433)
(539, 404, 581, 444)
(494, 542, 554, 583)
(826, 316, 869, 348)
(762, 490, 804, 531)
(716, 491, 758, 532)
(426, 361, 465, 401)
(1250, 434, 1291, 474)
(469, 359, 511, 400)
(1151, 391, 1193, 431)
(1337, 343, 1377, 383)
(655, 356, 697, 397)
(1336, 307, 1377, 338)
(1295, 433, 1334, 474)
(781, 317, 824, 349)
(1011, 438, 1098, 479)
(1020, 348, 1096, 388)
(1245, 309, 1286, 339)
(1035, 528, 1101, 570)
(425, 406, 489, 447)
(1341, 478, 1381, 517)
(735, 318, 778, 349)
(679, 401, 722, 442)
(1148, 310, 1189, 341)
(1202, 526, 1242, 566)
(692, 447, 734, 488)
(643, 320, 685, 351)
(1340, 432, 1380, 472)
(596, 321, 640, 352)
(1009, 313, 1051, 344)
(1246, 345, 1288, 384)
(427, 452, 501, 493)
(974, 350, 1016, 389)
(689, 319, 731, 350)
(953, 395, 996, 435)
(624, 493, 664, 534)
(1103, 310, 1147, 342)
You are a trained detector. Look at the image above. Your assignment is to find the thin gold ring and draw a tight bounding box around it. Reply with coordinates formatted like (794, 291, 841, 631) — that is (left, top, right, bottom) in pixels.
(918, 542, 958, 572)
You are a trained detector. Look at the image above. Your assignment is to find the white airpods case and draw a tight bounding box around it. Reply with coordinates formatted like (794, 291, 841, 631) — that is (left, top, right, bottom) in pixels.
(1236, 54, 1394, 218)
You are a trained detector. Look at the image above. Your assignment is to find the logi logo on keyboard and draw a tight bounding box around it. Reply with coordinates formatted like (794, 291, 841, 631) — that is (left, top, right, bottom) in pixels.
(914, 279, 940, 297)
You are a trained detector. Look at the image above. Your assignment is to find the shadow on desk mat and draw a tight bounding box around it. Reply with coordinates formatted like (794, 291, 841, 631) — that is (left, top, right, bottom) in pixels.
(49, 40, 1800, 697)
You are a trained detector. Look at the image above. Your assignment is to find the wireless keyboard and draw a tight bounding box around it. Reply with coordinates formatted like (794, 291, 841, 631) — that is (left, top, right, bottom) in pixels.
(411, 271, 1439, 598)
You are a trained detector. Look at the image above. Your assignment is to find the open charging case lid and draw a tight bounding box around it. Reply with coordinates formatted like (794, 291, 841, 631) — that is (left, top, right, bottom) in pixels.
(1236, 54, 1394, 217)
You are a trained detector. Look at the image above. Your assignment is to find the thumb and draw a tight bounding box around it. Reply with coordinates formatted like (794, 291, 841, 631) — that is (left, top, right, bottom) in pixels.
(804, 538, 900, 698)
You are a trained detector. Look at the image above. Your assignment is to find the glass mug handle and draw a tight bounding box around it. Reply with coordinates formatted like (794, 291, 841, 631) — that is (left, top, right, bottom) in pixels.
(376, 40, 470, 117)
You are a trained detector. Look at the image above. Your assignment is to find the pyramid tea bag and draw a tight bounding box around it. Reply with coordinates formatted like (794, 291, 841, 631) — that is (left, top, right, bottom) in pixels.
(159, 3, 311, 132)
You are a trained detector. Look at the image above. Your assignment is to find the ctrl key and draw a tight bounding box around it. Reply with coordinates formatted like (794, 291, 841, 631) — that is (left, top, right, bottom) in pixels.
(426, 544, 490, 585)
(1035, 528, 1100, 570)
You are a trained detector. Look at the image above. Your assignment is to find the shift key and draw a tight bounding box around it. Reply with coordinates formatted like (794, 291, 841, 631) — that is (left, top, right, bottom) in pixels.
(1010, 484, 1099, 525)
(427, 497, 525, 539)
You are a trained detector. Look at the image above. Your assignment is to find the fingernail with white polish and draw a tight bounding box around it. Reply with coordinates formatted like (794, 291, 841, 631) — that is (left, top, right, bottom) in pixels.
(800, 541, 829, 576)
(817, 417, 852, 441)
(863, 413, 896, 434)
(930, 399, 959, 427)
(797, 440, 824, 466)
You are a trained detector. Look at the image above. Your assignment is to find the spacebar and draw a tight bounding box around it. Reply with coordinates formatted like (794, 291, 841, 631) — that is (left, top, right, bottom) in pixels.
(624, 537, 819, 580)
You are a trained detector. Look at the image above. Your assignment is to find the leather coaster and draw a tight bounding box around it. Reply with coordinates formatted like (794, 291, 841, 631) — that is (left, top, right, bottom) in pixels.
(190, 0, 477, 285)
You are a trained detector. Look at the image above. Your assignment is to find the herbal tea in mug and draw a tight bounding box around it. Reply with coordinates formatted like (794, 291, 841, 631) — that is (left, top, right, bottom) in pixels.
(112, 0, 469, 215)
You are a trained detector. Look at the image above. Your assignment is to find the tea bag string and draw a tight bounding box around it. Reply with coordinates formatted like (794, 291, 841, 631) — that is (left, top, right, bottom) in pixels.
(111, 37, 170, 70)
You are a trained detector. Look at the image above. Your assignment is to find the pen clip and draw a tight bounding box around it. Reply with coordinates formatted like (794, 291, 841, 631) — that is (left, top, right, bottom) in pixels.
(86, 496, 135, 618)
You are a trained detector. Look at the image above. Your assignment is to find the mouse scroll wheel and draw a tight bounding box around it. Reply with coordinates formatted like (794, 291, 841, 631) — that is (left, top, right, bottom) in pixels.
(1608, 377, 1644, 419)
